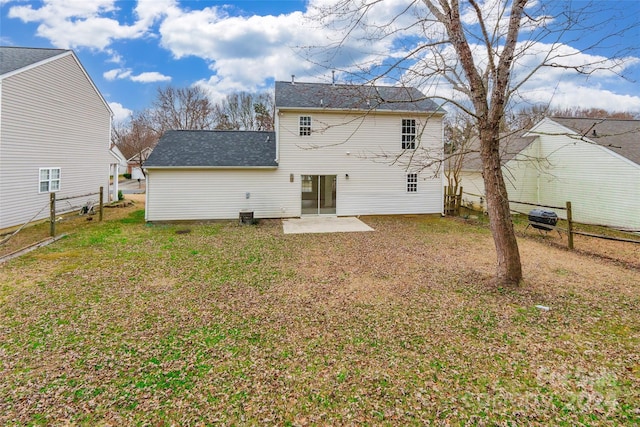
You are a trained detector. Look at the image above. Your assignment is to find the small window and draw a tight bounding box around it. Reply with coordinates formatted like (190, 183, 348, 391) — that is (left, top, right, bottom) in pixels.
(407, 173, 417, 192)
(402, 119, 416, 149)
(300, 116, 311, 136)
(39, 168, 61, 193)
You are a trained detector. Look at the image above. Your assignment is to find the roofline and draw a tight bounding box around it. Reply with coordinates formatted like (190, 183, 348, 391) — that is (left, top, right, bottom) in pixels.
(525, 117, 639, 168)
(276, 106, 445, 116)
(145, 165, 279, 170)
(0, 49, 113, 117)
(0, 48, 70, 79)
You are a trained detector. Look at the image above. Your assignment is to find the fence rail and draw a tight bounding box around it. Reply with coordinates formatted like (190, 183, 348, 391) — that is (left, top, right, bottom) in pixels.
(452, 194, 640, 249)
(50, 187, 104, 237)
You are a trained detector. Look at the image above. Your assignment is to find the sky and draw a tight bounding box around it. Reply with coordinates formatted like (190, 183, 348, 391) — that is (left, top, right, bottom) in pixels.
(1, 0, 639, 123)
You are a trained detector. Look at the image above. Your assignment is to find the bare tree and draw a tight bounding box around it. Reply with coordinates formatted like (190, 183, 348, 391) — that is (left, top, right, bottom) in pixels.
(151, 85, 216, 133)
(310, 0, 638, 285)
(444, 114, 477, 192)
(112, 111, 158, 178)
(214, 92, 274, 130)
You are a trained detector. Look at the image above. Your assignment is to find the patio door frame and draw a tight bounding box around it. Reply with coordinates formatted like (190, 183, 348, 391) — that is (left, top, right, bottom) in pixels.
(301, 174, 337, 216)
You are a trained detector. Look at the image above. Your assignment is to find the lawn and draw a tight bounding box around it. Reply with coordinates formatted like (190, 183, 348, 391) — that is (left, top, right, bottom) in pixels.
(0, 198, 639, 425)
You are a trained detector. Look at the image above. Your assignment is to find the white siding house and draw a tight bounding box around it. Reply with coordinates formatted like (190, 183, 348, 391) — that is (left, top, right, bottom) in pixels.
(145, 81, 445, 221)
(458, 117, 640, 230)
(0, 47, 113, 231)
(524, 118, 640, 230)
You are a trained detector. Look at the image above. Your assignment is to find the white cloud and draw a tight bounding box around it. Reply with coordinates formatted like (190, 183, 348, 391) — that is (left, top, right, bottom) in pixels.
(130, 71, 171, 83)
(6, 0, 171, 49)
(109, 101, 132, 123)
(104, 68, 170, 83)
(7, 0, 637, 113)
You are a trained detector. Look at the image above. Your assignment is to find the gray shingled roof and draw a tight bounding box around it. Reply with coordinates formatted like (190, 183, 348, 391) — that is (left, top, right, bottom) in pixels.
(0, 46, 69, 76)
(275, 81, 442, 112)
(145, 130, 277, 168)
(550, 117, 640, 165)
(460, 133, 538, 171)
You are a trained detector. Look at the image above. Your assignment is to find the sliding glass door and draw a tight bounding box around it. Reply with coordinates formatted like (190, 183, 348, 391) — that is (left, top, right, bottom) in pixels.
(301, 175, 336, 215)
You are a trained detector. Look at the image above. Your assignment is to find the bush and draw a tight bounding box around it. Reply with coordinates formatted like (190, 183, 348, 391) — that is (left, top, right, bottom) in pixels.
(123, 173, 132, 179)
(118, 190, 124, 201)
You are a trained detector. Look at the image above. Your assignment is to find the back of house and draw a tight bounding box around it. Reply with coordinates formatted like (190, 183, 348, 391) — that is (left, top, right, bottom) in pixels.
(145, 80, 445, 221)
(0, 47, 112, 231)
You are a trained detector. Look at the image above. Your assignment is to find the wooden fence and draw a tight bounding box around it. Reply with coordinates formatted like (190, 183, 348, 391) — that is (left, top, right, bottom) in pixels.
(444, 186, 463, 216)
(452, 194, 640, 250)
(50, 187, 104, 237)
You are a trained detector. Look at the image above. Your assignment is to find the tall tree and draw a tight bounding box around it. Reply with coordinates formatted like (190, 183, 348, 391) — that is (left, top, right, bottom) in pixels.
(151, 85, 216, 133)
(112, 111, 158, 177)
(311, 0, 638, 285)
(213, 92, 274, 131)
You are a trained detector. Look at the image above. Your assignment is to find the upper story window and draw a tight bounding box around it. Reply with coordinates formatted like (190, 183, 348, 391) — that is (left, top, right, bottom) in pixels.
(402, 119, 416, 149)
(39, 167, 61, 193)
(407, 173, 417, 192)
(300, 116, 312, 136)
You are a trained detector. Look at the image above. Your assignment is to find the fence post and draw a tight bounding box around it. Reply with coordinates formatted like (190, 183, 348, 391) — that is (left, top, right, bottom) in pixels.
(50, 192, 56, 237)
(566, 201, 574, 250)
(99, 186, 104, 222)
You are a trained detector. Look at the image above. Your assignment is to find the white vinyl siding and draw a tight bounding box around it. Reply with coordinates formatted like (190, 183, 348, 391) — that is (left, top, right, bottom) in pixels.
(526, 119, 640, 229)
(0, 53, 112, 230)
(146, 109, 444, 221)
(460, 119, 640, 229)
(145, 168, 290, 221)
(278, 110, 443, 216)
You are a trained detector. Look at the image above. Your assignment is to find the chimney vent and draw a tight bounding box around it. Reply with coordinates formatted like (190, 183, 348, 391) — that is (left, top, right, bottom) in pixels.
(332, 70, 336, 86)
(291, 74, 295, 85)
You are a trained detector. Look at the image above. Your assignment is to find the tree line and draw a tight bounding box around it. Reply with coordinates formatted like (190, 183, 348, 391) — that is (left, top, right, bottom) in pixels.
(112, 86, 274, 170)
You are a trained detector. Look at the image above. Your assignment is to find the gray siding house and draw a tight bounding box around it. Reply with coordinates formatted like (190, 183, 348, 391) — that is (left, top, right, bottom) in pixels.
(0, 47, 113, 231)
(145, 81, 445, 221)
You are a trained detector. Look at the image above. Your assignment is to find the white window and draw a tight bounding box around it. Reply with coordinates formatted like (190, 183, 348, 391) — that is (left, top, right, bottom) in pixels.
(402, 119, 416, 149)
(39, 168, 61, 193)
(300, 116, 311, 136)
(407, 173, 417, 192)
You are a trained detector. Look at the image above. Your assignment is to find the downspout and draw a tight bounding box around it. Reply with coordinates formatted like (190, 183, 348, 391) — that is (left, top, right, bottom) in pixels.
(275, 108, 280, 163)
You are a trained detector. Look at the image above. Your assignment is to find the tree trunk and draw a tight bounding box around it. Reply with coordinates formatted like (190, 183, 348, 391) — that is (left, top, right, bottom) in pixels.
(480, 130, 522, 285)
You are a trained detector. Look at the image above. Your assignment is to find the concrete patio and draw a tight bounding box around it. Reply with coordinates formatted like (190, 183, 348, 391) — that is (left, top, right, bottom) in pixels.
(282, 217, 374, 234)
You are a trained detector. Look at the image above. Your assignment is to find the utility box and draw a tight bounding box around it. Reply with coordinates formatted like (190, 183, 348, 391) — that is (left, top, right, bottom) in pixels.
(239, 210, 254, 225)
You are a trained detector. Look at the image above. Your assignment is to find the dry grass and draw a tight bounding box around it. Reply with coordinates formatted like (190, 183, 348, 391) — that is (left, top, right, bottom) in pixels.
(0, 196, 638, 425)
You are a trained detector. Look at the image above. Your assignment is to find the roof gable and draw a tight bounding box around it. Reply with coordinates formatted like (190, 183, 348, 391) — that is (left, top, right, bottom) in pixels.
(145, 130, 278, 168)
(275, 81, 442, 113)
(0, 46, 69, 76)
(1, 46, 113, 116)
(543, 117, 640, 165)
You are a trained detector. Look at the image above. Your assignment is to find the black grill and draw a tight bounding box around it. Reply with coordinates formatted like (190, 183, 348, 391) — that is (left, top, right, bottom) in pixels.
(528, 209, 558, 230)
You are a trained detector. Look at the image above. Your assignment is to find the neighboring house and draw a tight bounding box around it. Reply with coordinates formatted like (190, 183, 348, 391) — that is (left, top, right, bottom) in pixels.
(109, 144, 128, 176)
(459, 117, 640, 230)
(457, 133, 538, 211)
(126, 147, 153, 180)
(109, 144, 128, 200)
(145, 80, 445, 221)
(0, 46, 113, 231)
